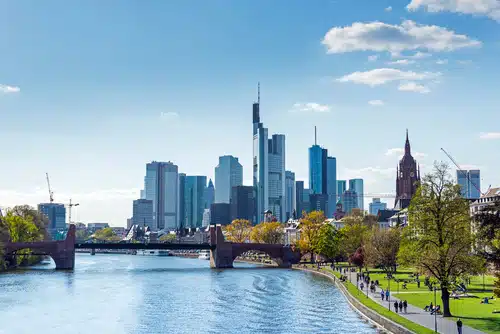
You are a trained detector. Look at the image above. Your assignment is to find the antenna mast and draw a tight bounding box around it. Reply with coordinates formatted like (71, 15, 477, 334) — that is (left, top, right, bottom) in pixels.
(257, 82, 260, 104)
(314, 126, 317, 145)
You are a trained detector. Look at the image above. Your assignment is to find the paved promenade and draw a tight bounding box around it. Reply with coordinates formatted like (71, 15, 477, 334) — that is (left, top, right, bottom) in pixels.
(341, 269, 484, 334)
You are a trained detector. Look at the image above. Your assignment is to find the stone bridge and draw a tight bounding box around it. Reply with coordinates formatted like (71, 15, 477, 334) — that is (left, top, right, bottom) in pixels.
(208, 224, 301, 268)
(3, 224, 300, 270)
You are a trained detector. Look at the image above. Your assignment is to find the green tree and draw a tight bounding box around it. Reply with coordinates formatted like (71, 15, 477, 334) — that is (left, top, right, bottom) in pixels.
(93, 227, 120, 242)
(340, 215, 371, 260)
(75, 229, 89, 242)
(250, 221, 284, 244)
(224, 219, 252, 243)
(9, 205, 50, 240)
(159, 233, 177, 243)
(297, 211, 325, 262)
(398, 162, 483, 317)
(315, 223, 342, 263)
(365, 227, 401, 276)
(3, 211, 42, 266)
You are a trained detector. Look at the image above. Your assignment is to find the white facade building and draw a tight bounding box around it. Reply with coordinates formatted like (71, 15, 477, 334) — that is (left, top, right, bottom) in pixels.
(268, 134, 286, 222)
(285, 170, 296, 221)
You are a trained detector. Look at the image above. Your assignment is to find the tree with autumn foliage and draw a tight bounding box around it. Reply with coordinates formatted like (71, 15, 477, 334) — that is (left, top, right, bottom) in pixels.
(250, 221, 284, 244)
(297, 211, 325, 261)
(224, 219, 252, 243)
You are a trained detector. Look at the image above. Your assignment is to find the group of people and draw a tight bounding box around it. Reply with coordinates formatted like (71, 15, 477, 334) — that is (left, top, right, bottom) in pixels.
(423, 302, 441, 315)
(393, 300, 408, 313)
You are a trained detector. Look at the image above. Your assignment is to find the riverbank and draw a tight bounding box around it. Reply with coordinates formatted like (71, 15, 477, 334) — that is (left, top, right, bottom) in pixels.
(293, 265, 436, 334)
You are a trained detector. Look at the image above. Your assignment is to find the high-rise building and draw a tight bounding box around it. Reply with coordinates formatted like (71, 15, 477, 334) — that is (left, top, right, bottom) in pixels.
(184, 176, 207, 229)
(395, 130, 421, 210)
(349, 178, 364, 212)
(215, 156, 243, 204)
(202, 209, 211, 227)
(268, 134, 286, 222)
(457, 169, 481, 199)
(326, 157, 337, 218)
(285, 171, 296, 221)
(309, 130, 328, 195)
(337, 180, 347, 202)
(253, 84, 269, 224)
(132, 199, 154, 229)
(369, 198, 387, 216)
(343, 189, 358, 214)
(204, 178, 215, 209)
(178, 173, 186, 230)
(144, 161, 179, 231)
(38, 203, 66, 238)
(295, 181, 305, 217)
(231, 185, 254, 223)
(309, 193, 328, 213)
(210, 203, 231, 226)
(302, 188, 311, 214)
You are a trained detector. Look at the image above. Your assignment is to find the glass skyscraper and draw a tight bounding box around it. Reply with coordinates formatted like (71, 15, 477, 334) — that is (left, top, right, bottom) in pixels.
(457, 169, 481, 199)
(184, 175, 207, 229)
(268, 134, 286, 222)
(348, 178, 364, 212)
(285, 170, 296, 221)
(38, 203, 66, 239)
(326, 157, 337, 218)
(215, 155, 243, 204)
(309, 145, 327, 194)
(337, 180, 347, 206)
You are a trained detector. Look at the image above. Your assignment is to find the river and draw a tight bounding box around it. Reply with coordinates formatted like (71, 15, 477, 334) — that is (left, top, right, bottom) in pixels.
(0, 254, 378, 334)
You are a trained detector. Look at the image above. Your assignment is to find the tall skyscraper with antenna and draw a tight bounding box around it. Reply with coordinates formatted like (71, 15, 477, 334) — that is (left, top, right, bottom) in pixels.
(253, 83, 269, 224)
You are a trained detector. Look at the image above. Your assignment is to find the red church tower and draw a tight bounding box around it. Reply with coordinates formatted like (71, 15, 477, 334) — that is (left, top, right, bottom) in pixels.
(395, 130, 421, 209)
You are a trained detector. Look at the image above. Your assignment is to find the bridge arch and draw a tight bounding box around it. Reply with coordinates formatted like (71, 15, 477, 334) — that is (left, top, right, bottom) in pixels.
(4, 225, 76, 270)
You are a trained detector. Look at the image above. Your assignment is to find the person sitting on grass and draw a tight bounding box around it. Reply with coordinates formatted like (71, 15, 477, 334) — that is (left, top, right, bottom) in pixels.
(430, 305, 441, 315)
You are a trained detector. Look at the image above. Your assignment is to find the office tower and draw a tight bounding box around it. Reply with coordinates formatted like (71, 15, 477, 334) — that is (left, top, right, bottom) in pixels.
(204, 179, 215, 209)
(253, 84, 269, 224)
(202, 209, 211, 227)
(144, 161, 178, 231)
(184, 176, 207, 229)
(285, 171, 296, 221)
(178, 173, 186, 230)
(457, 169, 481, 199)
(132, 199, 154, 229)
(210, 203, 231, 226)
(395, 130, 421, 210)
(348, 178, 364, 212)
(268, 134, 286, 222)
(231, 185, 255, 223)
(369, 198, 387, 216)
(215, 156, 243, 204)
(326, 157, 337, 218)
(309, 127, 328, 194)
(302, 188, 311, 214)
(343, 189, 358, 214)
(309, 193, 328, 213)
(38, 203, 66, 238)
(295, 181, 305, 218)
(337, 180, 347, 202)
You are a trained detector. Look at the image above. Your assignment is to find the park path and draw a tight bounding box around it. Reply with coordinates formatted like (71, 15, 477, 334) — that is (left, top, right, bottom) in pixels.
(341, 270, 484, 334)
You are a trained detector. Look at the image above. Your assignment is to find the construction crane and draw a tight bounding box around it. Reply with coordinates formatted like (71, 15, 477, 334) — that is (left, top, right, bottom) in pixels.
(46, 173, 54, 203)
(440, 148, 489, 196)
(68, 198, 80, 225)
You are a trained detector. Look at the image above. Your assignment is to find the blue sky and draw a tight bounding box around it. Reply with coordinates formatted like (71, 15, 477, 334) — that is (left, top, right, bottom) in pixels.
(1, 0, 499, 226)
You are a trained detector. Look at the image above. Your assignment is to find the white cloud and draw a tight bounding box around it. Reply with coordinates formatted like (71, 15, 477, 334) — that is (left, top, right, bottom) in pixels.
(290, 102, 331, 113)
(385, 148, 427, 158)
(343, 166, 396, 186)
(479, 132, 500, 139)
(0, 84, 20, 94)
(385, 6, 393, 12)
(436, 59, 448, 65)
(407, 0, 500, 21)
(457, 59, 473, 65)
(368, 55, 379, 62)
(160, 111, 179, 119)
(368, 99, 385, 106)
(387, 59, 416, 66)
(398, 81, 431, 93)
(322, 20, 481, 54)
(337, 68, 440, 86)
(393, 51, 432, 59)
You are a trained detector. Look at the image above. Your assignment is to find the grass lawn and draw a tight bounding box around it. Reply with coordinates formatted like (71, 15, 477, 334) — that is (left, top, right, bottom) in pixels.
(390, 275, 500, 334)
(303, 265, 435, 334)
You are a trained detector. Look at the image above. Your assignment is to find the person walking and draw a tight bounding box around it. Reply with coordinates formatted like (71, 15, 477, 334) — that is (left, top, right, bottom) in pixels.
(398, 300, 403, 313)
(385, 289, 390, 302)
(457, 318, 463, 334)
(403, 300, 408, 313)
(394, 301, 399, 313)
(380, 289, 385, 301)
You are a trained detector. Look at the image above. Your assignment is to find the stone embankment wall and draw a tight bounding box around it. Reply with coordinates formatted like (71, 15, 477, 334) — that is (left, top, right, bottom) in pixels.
(299, 268, 415, 334)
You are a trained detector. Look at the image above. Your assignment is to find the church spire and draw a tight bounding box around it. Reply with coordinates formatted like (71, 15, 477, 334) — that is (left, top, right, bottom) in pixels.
(405, 128, 411, 155)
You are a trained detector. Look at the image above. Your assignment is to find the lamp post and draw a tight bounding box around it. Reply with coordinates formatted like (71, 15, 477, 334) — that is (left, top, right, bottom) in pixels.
(388, 277, 391, 311)
(434, 286, 438, 333)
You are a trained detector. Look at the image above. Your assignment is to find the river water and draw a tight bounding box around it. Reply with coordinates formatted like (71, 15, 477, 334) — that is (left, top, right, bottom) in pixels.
(0, 254, 378, 334)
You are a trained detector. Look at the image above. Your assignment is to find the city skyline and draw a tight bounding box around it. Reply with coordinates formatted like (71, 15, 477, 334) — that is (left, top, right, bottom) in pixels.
(1, 1, 499, 226)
